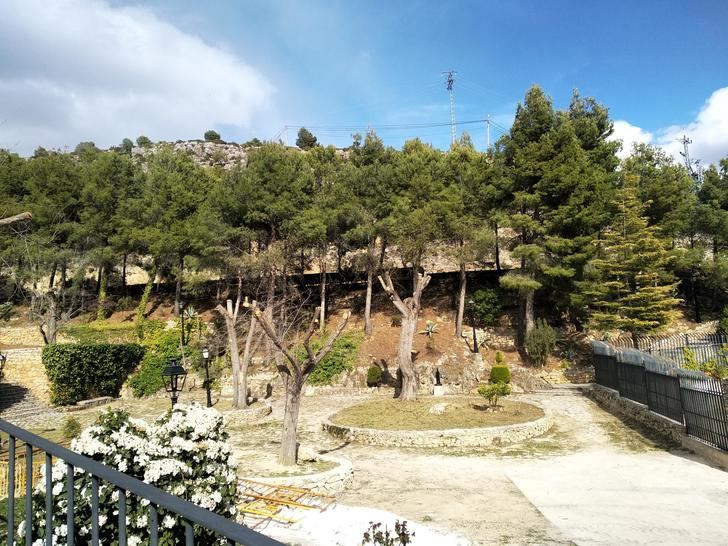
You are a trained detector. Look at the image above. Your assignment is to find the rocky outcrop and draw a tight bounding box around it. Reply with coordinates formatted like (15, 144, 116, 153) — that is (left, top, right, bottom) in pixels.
(132, 140, 250, 169)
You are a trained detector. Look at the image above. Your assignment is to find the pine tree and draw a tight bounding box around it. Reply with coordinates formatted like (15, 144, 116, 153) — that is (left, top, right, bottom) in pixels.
(579, 175, 681, 339)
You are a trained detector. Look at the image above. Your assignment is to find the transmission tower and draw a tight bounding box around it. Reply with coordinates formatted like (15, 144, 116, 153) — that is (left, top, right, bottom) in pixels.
(678, 135, 703, 183)
(442, 70, 457, 145)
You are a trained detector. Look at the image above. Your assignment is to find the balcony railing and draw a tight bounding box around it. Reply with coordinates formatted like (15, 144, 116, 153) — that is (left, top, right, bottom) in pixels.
(0, 418, 284, 546)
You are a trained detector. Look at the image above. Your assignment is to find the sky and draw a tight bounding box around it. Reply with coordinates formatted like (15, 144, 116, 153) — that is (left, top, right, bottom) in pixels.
(1, 0, 727, 165)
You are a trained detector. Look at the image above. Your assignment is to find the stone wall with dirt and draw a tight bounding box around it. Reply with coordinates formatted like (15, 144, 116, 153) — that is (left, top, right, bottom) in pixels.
(322, 405, 553, 449)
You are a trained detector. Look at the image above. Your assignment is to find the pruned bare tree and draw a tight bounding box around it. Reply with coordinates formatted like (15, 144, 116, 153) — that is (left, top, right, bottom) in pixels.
(378, 269, 431, 401)
(246, 299, 350, 466)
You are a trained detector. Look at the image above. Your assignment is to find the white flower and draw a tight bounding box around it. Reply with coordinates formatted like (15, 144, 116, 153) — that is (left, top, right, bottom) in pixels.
(163, 515, 175, 529)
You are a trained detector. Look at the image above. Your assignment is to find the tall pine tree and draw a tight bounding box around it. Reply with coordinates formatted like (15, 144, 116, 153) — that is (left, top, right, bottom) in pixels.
(579, 174, 680, 340)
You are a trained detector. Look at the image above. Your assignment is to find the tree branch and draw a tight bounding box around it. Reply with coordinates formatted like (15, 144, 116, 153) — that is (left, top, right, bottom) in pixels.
(377, 271, 408, 315)
(0, 212, 32, 226)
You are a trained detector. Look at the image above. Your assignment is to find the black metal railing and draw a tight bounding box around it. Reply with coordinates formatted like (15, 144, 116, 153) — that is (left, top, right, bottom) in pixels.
(591, 341, 728, 451)
(0, 418, 284, 546)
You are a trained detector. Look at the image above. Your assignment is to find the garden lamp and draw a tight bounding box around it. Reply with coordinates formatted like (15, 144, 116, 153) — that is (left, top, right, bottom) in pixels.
(201, 346, 212, 408)
(162, 359, 187, 407)
(468, 298, 479, 354)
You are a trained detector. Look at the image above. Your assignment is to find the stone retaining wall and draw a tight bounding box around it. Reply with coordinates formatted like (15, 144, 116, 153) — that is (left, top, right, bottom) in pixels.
(323, 404, 553, 449)
(588, 384, 728, 470)
(1, 347, 50, 403)
(242, 454, 353, 496)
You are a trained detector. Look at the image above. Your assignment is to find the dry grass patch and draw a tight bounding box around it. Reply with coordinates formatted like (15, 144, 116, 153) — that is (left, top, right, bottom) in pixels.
(331, 397, 543, 430)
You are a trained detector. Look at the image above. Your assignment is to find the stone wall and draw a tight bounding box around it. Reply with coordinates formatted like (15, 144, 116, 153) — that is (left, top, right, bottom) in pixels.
(1, 347, 50, 403)
(323, 404, 553, 449)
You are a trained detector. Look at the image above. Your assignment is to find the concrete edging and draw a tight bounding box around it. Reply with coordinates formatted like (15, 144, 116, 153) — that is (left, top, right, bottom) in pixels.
(322, 402, 553, 448)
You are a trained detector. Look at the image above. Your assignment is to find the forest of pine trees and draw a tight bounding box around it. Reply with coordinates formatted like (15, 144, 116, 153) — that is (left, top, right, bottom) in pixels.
(1, 85, 728, 352)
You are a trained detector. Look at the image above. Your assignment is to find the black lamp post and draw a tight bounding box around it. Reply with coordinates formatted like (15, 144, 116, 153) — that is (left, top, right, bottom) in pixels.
(468, 298, 479, 354)
(202, 346, 212, 408)
(162, 359, 187, 407)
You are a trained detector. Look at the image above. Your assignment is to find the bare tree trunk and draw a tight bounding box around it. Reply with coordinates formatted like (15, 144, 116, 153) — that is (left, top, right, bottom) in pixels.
(364, 239, 376, 336)
(239, 312, 257, 409)
(216, 299, 243, 408)
(96, 266, 107, 321)
(48, 262, 57, 289)
(494, 223, 501, 272)
(319, 248, 326, 333)
(40, 293, 58, 345)
(378, 269, 430, 401)
(174, 254, 184, 316)
(122, 253, 128, 296)
(279, 373, 302, 466)
(398, 312, 418, 400)
(525, 289, 535, 338)
(455, 260, 466, 338)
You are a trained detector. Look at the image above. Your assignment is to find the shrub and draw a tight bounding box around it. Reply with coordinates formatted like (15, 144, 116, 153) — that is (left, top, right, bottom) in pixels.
(22, 405, 242, 545)
(308, 332, 363, 385)
(478, 382, 511, 407)
(0, 302, 12, 322)
(62, 321, 138, 344)
(471, 288, 502, 326)
(128, 325, 186, 397)
(683, 347, 728, 380)
(367, 365, 383, 387)
(61, 416, 81, 440)
(115, 296, 136, 311)
(494, 351, 505, 365)
(43, 343, 145, 405)
(720, 305, 728, 334)
(362, 520, 415, 546)
(390, 315, 402, 327)
(489, 365, 511, 384)
(526, 319, 557, 366)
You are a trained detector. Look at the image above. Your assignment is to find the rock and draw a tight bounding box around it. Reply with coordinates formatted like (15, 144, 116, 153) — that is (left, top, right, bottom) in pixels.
(428, 403, 449, 415)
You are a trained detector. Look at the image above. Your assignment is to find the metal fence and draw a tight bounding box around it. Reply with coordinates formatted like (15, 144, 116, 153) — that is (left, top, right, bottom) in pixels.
(591, 341, 728, 450)
(0, 418, 284, 546)
(608, 331, 728, 367)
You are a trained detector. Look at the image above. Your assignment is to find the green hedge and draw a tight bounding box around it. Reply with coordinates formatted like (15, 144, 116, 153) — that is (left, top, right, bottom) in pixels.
(308, 332, 363, 385)
(43, 343, 145, 405)
(128, 326, 185, 397)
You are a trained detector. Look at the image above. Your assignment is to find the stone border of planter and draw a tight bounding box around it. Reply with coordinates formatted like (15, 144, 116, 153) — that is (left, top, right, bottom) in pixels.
(322, 401, 553, 448)
(242, 453, 353, 496)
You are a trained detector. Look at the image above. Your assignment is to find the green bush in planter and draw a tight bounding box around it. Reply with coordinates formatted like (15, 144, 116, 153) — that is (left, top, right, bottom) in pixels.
(43, 343, 145, 405)
(478, 382, 511, 407)
(367, 365, 383, 387)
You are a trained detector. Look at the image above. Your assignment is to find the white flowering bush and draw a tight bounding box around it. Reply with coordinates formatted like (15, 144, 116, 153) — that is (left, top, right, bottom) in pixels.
(21, 404, 242, 545)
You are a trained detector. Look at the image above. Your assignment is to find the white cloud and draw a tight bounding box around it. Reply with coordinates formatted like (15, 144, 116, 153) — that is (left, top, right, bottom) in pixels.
(611, 87, 728, 167)
(0, 0, 275, 155)
(654, 87, 728, 167)
(609, 120, 653, 159)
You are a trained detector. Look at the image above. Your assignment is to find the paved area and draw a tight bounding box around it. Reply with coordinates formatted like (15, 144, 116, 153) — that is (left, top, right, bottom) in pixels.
(291, 388, 728, 545)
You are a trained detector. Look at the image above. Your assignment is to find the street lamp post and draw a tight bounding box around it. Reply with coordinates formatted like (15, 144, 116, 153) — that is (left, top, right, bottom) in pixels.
(202, 346, 212, 408)
(162, 359, 187, 407)
(467, 298, 479, 354)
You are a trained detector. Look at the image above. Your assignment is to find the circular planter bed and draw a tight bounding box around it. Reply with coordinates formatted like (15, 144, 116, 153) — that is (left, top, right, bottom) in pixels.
(242, 453, 353, 495)
(323, 397, 552, 448)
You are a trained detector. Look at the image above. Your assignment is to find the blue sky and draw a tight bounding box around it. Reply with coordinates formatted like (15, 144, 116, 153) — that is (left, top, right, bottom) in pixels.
(2, 0, 728, 162)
